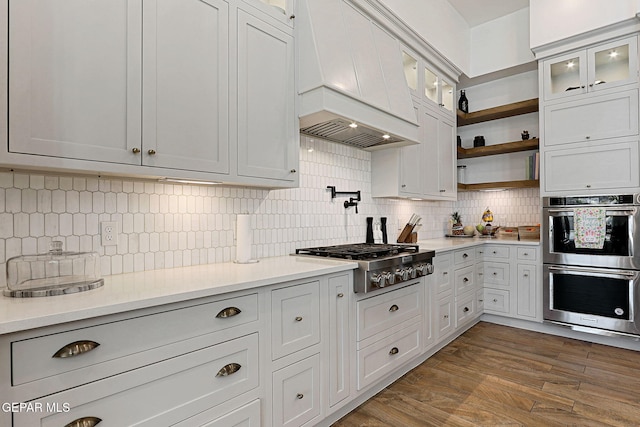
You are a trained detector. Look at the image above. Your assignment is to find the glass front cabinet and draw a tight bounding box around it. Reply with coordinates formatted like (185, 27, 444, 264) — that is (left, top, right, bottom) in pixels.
(401, 48, 455, 116)
(542, 35, 638, 101)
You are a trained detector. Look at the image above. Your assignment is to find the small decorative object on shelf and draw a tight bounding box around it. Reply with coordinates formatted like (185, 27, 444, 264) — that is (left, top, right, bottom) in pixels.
(458, 90, 469, 113)
(473, 136, 485, 147)
(521, 130, 530, 140)
(457, 135, 462, 146)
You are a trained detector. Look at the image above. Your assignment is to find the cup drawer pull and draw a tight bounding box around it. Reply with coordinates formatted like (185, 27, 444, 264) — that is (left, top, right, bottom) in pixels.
(64, 416, 102, 427)
(389, 304, 399, 312)
(52, 340, 100, 359)
(389, 347, 399, 355)
(216, 362, 242, 377)
(216, 307, 242, 318)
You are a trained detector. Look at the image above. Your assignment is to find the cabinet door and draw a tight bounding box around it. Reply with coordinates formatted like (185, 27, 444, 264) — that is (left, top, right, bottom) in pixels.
(271, 281, 321, 360)
(516, 263, 538, 319)
(399, 143, 422, 196)
(422, 107, 440, 196)
(272, 354, 321, 427)
(237, 10, 298, 181)
(544, 89, 639, 147)
(328, 274, 351, 408)
(588, 36, 639, 95)
(542, 50, 588, 101)
(434, 253, 453, 295)
(436, 294, 453, 338)
(9, 0, 142, 165)
(248, 0, 296, 27)
(437, 117, 456, 198)
(543, 141, 639, 193)
(142, 0, 230, 174)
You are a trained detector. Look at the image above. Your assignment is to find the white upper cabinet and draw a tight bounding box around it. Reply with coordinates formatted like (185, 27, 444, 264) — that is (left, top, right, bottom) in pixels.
(142, 0, 230, 174)
(236, 9, 297, 182)
(542, 35, 638, 101)
(401, 47, 455, 118)
(4, 0, 298, 188)
(9, 0, 142, 165)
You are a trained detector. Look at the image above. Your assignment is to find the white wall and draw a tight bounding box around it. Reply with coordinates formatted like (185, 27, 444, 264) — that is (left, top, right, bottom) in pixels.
(530, 0, 640, 49)
(380, 0, 471, 74)
(470, 8, 534, 77)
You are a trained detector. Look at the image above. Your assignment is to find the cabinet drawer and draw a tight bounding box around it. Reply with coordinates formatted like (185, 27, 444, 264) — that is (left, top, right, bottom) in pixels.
(434, 253, 453, 295)
(271, 281, 321, 360)
(454, 248, 475, 265)
(357, 283, 422, 341)
(11, 293, 259, 388)
(484, 289, 510, 314)
(517, 247, 538, 261)
(272, 354, 321, 427)
(14, 333, 260, 427)
(456, 292, 476, 327)
(174, 399, 260, 427)
(482, 245, 510, 259)
(483, 262, 510, 288)
(357, 321, 421, 390)
(454, 265, 475, 295)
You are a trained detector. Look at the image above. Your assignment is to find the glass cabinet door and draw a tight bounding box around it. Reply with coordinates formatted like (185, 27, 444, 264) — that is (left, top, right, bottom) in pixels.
(440, 78, 454, 113)
(543, 51, 587, 100)
(588, 36, 638, 93)
(402, 50, 419, 97)
(424, 66, 439, 106)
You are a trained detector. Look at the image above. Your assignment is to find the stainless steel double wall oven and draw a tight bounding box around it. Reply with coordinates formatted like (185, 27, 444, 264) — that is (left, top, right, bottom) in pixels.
(543, 194, 640, 337)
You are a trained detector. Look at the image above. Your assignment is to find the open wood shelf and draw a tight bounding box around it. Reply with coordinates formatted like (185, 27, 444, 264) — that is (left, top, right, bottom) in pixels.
(457, 138, 539, 159)
(458, 180, 539, 191)
(457, 98, 539, 126)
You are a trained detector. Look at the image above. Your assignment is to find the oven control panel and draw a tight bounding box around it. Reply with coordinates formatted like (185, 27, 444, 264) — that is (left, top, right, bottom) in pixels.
(368, 262, 433, 289)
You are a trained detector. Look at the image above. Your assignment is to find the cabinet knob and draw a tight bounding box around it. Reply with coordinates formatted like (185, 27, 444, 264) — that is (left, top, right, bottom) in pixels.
(463, 277, 469, 283)
(479, 299, 484, 302)
(132, 147, 140, 154)
(585, 136, 591, 140)
(295, 316, 303, 322)
(148, 149, 157, 155)
(463, 306, 470, 313)
(290, 169, 297, 173)
(586, 184, 592, 188)
(524, 273, 529, 277)
(462, 253, 468, 258)
(443, 271, 448, 275)
(296, 393, 304, 399)
(493, 272, 497, 276)
(443, 314, 449, 319)
(493, 298, 498, 303)
(337, 293, 344, 298)
(401, 184, 407, 188)
(389, 347, 399, 355)
(439, 189, 446, 192)
(589, 83, 594, 87)
(581, 85, 585, 89)
(289, 14, 295, 19)
(523, 252, 529, 256)
(64, 417, 102, 427)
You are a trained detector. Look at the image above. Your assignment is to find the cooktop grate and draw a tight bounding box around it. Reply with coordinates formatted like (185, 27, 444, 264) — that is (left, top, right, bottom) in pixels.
(295, 243, 419, 260)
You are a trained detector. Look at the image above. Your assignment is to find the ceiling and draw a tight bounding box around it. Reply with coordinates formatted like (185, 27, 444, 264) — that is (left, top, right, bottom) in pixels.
(447, 0, 529, 27)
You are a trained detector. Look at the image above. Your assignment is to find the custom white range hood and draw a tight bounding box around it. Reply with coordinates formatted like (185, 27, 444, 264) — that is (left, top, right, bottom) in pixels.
(297, 0, 419, 150)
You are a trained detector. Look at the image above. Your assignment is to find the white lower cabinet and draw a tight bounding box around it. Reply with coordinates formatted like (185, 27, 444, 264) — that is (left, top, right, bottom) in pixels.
(328, 274, 351, 408)
(436, 294, 454, 338)
(174, 399, 261, 427)
(272, 354, 321, 427)
(484, 288, 510, 314)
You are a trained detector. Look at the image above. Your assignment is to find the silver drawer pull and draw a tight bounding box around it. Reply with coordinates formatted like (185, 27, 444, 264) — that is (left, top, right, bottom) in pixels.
(53, 340, 100, 359)
(389, 347, 399, 355)
(389, 304, 399, 312)
(337, 293, 344, 298)
(479, 299, 484, 302)
(443, 314, 449, 319)
(216, 307, 242, 318)
(296, 393, 304, 399)
(295, 316, 303, 322)
(462, 253, 468, 258)
(493, 298, 498, 303)
(64, 417, 102, 427)
(523, 252, 529, 256)
(463, 277, 469, 283)
(216, 362, 241, 377)
(443, 271, 448, 275)
(492, 272, 497, 276)
(463, 306, 470, 313)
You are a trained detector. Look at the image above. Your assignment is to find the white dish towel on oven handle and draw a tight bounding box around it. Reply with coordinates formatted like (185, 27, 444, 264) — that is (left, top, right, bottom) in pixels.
(574, 207, 606, 249)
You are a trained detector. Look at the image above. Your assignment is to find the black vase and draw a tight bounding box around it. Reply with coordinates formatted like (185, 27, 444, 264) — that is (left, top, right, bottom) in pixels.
(366, 217, 374, 244)
(458, 90, 468, 113)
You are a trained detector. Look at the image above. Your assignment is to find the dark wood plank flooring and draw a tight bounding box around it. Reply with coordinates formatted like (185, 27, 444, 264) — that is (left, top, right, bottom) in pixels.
(333, 322, 640, 426)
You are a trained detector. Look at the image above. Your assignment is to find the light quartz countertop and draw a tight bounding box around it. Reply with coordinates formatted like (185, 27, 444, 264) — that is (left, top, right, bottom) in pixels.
(0, 256, 357, 335)
(418, 236, 540, 252)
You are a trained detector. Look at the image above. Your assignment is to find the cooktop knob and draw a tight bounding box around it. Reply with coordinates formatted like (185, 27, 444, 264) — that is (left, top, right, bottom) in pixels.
(370, 273, 384, 288)
(408, 266, 417, 279)
(384, 271, 395, 285)
(396, 268, 409, 281)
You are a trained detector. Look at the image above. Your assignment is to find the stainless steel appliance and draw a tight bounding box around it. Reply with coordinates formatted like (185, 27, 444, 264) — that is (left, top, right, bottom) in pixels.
(542, 195, 640, 337)
(295, 243, 434, 293)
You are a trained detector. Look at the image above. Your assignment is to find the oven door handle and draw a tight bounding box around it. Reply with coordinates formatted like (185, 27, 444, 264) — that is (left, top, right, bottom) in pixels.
(547, 208, 637, 215)
(548, 265, 638, 278)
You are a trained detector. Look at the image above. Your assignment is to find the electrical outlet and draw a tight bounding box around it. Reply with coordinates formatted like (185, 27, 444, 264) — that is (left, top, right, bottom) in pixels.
(101, 221, 118, 246)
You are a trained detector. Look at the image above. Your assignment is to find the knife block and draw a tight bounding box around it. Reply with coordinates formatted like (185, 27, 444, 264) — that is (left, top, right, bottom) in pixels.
(397, 223, 415, 243)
